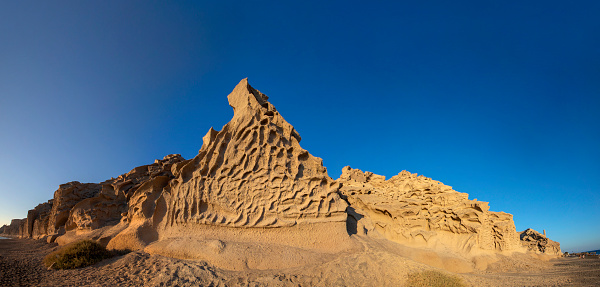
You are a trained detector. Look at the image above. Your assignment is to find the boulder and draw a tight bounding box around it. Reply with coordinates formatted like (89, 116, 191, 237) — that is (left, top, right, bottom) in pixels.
(519, 228, 562, 256)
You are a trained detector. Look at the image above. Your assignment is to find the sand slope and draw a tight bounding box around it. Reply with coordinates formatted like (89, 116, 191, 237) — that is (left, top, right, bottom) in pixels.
(1, 238, 598, 287)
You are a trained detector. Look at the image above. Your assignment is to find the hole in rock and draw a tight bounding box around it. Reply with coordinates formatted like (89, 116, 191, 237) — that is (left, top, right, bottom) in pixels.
(346, 206, 365, 236)
(298, 151, 309, 161)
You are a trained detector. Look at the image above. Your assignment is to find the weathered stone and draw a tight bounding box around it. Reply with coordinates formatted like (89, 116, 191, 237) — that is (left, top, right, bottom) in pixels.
(338, 167, 521, 255)
(65, 154, 185, 233)
(28, 201, 53, 239)
(519, 228, 562, 256)
(47, 182, 101, 234)
(164, 79, 347, 230)
(1, 79, 563, 272)
(141, 79, 353, 264)
(0, 219, 27, 237)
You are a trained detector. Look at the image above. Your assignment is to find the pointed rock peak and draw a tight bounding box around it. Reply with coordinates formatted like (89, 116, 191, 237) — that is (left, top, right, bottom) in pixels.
(166, 79, 347, 229)
(227, 78, 269, 117)
(225, 78, 301, 143)
(202, 127, 219, 149)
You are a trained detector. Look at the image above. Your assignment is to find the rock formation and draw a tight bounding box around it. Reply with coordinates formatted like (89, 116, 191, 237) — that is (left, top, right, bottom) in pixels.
(47, 182, 102, 236)
(28, 201, 53, 238)
(0, 155, 186, 245)
(143, 79, 353, 268)
(338, 167, 521, 254)
(0, 219, 27, 237)
(0, 79, 563, 273)
(165, 80, 347, 229)
(519, 228, 562, 256)
(66, 154, 185, 234)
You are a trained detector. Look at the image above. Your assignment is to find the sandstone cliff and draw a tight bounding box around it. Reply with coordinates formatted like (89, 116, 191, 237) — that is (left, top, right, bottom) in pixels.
(0, 79, 563, 272)
(0, 155, 186, 245)
(0, 219, 27, 237)
(338, 167, 521, 254)
(142, 79, 354, 269)
(165, 79, 347, 229)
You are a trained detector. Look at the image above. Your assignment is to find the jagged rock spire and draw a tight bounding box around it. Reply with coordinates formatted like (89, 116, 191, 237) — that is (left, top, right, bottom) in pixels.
(165, 79, 347, 228)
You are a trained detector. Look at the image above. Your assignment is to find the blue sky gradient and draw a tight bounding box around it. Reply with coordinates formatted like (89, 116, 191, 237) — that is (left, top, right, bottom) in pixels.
(1, 1, 598, 252)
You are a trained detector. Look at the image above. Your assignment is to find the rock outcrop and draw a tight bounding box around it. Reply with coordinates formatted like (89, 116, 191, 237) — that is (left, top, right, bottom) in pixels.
(143, 79, 353, 267)
(0, 79, 563, 273)
(0, 219, 27, 237)
(0, 155, 185, 244)
(47, 182, 101, 235)
(66, 154, 184, 234)
(519, 228, 562, 256)
(28, 201, 53, 238)
(338, 167, 521, 255)
(165, 79, 347, 229)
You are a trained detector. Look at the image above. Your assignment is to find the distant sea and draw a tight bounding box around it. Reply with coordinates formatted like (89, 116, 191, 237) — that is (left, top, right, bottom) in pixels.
(0, 236, 9, 239)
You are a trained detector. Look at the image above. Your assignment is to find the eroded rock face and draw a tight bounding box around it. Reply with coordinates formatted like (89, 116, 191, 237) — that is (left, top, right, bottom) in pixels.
(29, 201, 53, 239)
(105, 175, 173, 251)
(137, 79, 354, 266)
(0, 155, 185, 244)
(0, 219, 27, 237)
(165, 79, 347, 229)
(338, 167, 521, 254)
(519, 228, 562, 256)
(66, 154, 185, 232)
(1, 79, 562, 272)
(47, 182, 101, 235)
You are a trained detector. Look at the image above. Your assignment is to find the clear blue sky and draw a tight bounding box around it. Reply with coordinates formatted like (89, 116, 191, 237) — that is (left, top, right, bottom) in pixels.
(1, 1, 598, 252)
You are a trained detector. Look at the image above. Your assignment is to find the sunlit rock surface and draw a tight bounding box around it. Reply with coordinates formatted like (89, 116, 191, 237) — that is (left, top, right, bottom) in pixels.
(0, 79, 562, 274)
(338, 167, 521, 254)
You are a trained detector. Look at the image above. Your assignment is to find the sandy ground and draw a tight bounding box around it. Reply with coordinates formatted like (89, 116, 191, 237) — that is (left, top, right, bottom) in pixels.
(463, 254, 600, 286)
(1, 238, 599, 287)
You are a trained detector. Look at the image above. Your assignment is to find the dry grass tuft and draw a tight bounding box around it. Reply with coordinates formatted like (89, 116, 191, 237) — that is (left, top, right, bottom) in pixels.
(405, 270, 466, 287)
(44, 240, 127, 269)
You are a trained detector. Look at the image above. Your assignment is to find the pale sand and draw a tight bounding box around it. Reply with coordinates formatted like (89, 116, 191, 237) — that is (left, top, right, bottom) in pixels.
(1, 238, 598, 286)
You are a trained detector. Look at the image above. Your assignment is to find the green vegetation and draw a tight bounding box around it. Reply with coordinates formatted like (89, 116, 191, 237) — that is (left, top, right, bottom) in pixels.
(44, 240, 127, 269)
(405, 270, 466, 287)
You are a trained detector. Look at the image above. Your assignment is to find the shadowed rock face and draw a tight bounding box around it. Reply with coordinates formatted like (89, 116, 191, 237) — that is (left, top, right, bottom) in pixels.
(48, 182, 101, 234)
(0, 219, 27, 237)
(29, 201, 53, 238)
(519, 228, 562, 256)
(338, 167, 521, 254)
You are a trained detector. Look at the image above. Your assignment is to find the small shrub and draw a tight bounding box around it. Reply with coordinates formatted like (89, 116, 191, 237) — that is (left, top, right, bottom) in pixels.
(44, 240, 116, 269)
(405, 270, 466, 287)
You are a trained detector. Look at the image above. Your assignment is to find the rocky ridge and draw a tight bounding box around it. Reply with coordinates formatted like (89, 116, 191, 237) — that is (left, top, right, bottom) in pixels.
(0, 79, 561, 273)
(339, 167, 522, 253)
